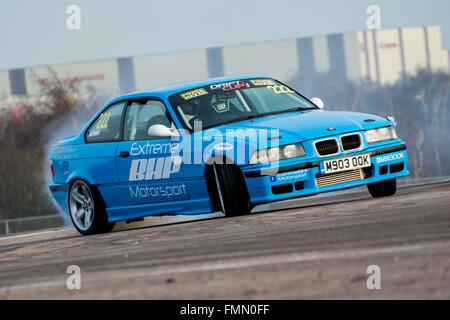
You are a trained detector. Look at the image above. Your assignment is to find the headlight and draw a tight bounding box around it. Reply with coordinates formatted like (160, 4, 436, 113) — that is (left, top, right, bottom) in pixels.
(249, 143, 305, 164)
(365, 126, 397, 143)
(391, 126, 398, 139)
(267, 147, 280, 162)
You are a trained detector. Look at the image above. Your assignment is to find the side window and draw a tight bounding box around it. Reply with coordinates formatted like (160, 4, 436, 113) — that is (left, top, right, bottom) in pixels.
(86, 101, 126, 142)
(124, 100, 172, 141)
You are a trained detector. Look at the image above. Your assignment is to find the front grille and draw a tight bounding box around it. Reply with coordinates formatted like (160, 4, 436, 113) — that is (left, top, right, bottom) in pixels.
(316, 168, 364, 187)
(341, 134, 361, 151)
(315, 139, 338, 156)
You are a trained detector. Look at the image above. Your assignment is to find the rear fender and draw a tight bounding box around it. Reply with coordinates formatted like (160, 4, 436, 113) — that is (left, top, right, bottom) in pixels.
(66, 169, 96, 186)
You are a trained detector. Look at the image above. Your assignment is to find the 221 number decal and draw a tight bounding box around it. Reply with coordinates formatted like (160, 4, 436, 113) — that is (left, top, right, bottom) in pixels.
(266, 85, 294, 94)
(96, 112, 111, 129)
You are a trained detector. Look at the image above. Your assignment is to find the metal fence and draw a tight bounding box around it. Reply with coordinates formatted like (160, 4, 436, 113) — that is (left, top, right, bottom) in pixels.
(0, 214, 64, 235)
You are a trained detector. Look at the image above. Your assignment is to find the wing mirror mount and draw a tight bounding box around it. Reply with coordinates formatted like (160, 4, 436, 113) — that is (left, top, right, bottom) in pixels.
(148, 124, 180, 137)
(311, 97, 324, 109)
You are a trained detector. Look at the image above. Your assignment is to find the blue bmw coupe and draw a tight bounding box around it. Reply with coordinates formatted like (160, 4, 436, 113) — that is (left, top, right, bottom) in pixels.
(49, 76, 409, 235)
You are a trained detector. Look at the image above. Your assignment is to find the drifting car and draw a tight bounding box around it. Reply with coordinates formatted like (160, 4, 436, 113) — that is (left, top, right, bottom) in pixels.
(49, 76, 409, 235)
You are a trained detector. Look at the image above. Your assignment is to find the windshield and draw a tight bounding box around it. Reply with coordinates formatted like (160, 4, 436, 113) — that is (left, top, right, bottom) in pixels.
(168, 78, 317, 132)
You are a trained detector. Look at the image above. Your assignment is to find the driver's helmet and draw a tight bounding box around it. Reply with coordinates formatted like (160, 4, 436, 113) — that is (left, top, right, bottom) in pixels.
(180, 103, 194, 116)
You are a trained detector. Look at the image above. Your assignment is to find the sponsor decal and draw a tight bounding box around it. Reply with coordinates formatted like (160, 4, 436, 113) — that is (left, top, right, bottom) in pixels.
(376, 152, 404, 164)
(56, 147, 77, 155)
(266, 85, 294, 94)
(250, 79, 276, 86)
(129, 183, 187, 199)
(213, 142, 233, 151)
(55, 154, 79, 160)
(55, 147, 79, 160)
(210, 80, 249, 91)
(88, 130, 100, 137)
(181, 88, 208, 100)
(212, 102, 229, 113)
(274, 169, 308, 182)
(130, 142, 180, 156)
(129, 156, 182, 181)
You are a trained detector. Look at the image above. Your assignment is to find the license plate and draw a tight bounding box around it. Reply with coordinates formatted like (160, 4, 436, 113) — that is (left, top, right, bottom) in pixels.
(319, 153, 371, 174)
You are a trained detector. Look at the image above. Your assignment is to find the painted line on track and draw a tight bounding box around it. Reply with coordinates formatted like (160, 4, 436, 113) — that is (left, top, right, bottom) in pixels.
(0, 229, 69, 241)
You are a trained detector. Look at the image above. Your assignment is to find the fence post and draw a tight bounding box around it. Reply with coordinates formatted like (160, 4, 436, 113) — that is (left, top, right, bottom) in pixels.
(0, 214, 62, 235)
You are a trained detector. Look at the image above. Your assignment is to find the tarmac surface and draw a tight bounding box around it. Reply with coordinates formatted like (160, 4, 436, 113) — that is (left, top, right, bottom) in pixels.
(0, 181, 449, 299)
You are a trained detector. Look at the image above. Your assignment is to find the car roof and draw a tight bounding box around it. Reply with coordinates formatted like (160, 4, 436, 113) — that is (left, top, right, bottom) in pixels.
(109, 74, 270, 103)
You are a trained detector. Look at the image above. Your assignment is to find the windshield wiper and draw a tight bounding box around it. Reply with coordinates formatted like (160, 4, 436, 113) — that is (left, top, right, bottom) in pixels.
(274, 106, 316, 114)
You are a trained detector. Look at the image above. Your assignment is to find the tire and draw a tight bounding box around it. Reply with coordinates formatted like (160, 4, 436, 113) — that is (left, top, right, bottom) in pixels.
(68, 180, 115, 235)
(209, 163, 251, 217)
(367, 178, 397, 198)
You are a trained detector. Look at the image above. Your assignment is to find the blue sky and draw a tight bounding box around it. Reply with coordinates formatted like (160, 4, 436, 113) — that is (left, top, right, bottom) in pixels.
(0, 0, 449, 70)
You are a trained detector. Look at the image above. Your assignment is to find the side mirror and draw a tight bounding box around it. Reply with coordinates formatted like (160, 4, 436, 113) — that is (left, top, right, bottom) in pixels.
(311, 97, 324, 109)
(148, 124, 180, 137)
(387, 115, 398, 127)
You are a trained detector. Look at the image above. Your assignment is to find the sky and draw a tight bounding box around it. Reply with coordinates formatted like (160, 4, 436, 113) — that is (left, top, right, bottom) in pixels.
(0, 0, 449, 70)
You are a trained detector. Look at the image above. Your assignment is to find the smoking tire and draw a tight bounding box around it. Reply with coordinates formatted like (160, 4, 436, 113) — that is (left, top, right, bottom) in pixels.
(212, 163, 251, 217)
(69, 180, 115, 235)
(367, 178, 397, 198)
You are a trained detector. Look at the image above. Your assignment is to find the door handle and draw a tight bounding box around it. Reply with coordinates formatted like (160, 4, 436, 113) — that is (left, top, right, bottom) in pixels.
(119, 151, 129, 158)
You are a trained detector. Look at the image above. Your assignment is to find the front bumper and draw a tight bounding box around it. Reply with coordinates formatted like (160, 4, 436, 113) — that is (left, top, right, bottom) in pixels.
(242, 143, 409, 205)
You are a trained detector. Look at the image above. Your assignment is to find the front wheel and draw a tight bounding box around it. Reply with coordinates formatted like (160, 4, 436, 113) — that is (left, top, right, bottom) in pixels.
(69, 180, 115, 235)
(367, 178, 397, 198)
(209, 163, 251, 217)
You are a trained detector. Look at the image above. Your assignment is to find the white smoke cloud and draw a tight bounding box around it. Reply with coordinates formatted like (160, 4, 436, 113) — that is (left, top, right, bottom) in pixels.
(41, 88, 118, 226)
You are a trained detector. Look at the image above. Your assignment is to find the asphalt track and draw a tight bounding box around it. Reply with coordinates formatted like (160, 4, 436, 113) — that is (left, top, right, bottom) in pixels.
(0, 181, 449, 299)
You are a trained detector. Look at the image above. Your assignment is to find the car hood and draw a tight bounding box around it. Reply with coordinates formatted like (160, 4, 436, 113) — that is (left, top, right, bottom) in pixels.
(216, 109, 391, 144)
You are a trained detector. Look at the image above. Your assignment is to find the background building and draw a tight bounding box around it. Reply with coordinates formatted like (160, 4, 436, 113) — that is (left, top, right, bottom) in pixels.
(0, 25, 449, 101)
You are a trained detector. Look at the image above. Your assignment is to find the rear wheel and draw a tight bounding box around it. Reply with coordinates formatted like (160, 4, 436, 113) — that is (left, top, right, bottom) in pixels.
(367, 178, 397, 198)
(69, 180, 115, 235)
(207, 163, 251, 217)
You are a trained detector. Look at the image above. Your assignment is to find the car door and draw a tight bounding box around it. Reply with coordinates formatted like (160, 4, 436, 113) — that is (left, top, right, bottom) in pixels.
(82, 101, 126, 206)
(115, 98, 189, 210)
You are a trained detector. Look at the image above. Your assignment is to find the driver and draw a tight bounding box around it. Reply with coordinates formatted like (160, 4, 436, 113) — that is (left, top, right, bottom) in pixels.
(180, 103, 196, 121)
